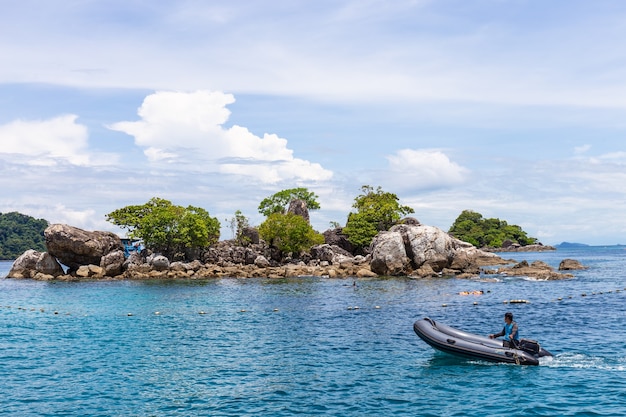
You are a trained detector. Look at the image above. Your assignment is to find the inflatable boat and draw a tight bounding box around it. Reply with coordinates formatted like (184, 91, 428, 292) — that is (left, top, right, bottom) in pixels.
(413, 317, 552, 365)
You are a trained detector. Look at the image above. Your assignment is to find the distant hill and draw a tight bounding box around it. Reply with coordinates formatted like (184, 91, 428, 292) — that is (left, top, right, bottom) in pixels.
(0, 212, 49, 260)
(555, 242, 590, 248)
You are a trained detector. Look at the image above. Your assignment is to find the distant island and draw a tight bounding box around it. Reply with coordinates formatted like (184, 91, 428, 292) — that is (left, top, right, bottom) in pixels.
(555, 242, 590, 248)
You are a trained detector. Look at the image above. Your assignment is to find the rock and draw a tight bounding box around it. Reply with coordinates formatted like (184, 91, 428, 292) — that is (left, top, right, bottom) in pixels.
(370, 231, 411, 276)
(400, 217, 421, 226)
(44, 224, 123, 272)
(497, 260, 573, 280)
(76, 264, 104, 278)
(254, 255, 270, 268)
(150, 255, 170, 271)
(356, 268, 378, 278)
(101, 250, 125, 276)
(310, 244, 335, 262)
(7, 250, 42, 278)
(35, 252, 64, 277)
(239, 227, 260, 245)
(370, 224, 503, 276)
(322, 228, 355, 254)
(558, 259, 587, 270)
(287, 199, 310, 223)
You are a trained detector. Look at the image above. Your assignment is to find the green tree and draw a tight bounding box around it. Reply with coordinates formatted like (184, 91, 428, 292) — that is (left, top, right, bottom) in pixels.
(0, 212, 49, 259)
(258, 187, 320, 216)
(106, 197, 220, 259)
(448, 210, 538, 248)
(258, 213, 324, 255)
(228, 210, 250, 242)
(343, 185, 415, 250)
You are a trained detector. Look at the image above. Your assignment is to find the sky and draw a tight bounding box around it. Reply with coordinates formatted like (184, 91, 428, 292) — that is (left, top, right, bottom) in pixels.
(1, 0, 626, 245)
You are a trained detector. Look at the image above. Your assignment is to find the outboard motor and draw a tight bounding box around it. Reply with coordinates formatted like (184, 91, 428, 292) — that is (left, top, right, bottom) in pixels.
(518, 339, 541, 355)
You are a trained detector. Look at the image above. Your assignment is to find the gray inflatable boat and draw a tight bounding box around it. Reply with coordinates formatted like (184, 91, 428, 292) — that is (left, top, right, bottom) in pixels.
(413, 317, 552, 366)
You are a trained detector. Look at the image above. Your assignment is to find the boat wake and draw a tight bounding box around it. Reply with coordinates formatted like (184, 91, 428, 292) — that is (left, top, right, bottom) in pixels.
(540, 352, 626, 371)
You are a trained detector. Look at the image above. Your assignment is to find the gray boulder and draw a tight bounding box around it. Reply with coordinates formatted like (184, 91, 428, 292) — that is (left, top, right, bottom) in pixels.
(36, 252, 64, 277)
(150, 255, 170, 271)
(45, 224, 123, 272)
(370, 224, 502, 276)
(7, 249, 41, 278)
(287, 199, 310, 223)
(101, 250, 125, 276)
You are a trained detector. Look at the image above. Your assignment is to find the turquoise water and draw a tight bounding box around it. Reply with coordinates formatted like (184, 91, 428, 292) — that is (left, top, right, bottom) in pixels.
(1, 246, 625, 416)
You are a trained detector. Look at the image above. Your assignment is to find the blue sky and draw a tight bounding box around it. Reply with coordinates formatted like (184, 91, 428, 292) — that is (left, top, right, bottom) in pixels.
(1, 0, 626, 245)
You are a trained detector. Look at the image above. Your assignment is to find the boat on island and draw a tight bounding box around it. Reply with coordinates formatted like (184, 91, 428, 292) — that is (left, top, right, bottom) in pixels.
(413, 317, 553, 366)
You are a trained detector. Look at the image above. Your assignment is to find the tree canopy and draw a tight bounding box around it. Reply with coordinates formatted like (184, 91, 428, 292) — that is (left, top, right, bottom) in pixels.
(448, 209, 538, 248)
(258, 212, 324, 255)
(0, 212, 49, 260)
(106, 197, 220, 260)
(258, 187, 320, 217)
(342, 185, 415, 250)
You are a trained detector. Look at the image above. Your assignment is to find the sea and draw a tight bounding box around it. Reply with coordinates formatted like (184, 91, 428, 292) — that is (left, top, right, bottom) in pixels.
(1, 245, 625, 416)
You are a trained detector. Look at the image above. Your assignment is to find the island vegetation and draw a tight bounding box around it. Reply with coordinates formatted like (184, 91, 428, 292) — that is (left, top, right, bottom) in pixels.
(0, 212, 48, 260)
(448, 209, 537, 248)
(2, 187, 541, 261)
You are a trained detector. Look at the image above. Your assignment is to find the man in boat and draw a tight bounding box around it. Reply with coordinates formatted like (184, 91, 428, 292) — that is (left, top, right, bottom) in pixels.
(489, 312, 519, 348)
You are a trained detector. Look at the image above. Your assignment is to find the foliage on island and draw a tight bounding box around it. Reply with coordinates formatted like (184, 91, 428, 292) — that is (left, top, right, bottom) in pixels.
(258, 212, 325, 255)
(256, 189, 324, 255)
(342, 185, 415, 250)
(257, 187, 320, 216)
(106, 197, 220, 260)
(448, 210, 537, 248)
(0, 212, 49, 260)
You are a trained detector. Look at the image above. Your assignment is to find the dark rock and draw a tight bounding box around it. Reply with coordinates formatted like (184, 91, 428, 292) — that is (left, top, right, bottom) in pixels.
(323, 227, 355, 254)
(239, 227, 260, 245)
(558, 259, 588, 270)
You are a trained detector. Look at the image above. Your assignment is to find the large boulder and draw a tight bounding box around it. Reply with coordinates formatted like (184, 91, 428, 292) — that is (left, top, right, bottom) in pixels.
(45, 224, 123, 272)
(7, 250, 64, 279)
(370, 224, 503, 276)
(7, 249, 41, 278)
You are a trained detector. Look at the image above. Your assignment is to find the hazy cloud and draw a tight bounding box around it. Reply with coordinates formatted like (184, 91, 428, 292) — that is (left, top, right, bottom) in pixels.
(0, 115, 104, 166)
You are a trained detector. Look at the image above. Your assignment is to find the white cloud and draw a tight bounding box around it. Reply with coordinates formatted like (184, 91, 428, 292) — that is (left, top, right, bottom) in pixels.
(0, 114, 118, 166)
(109, 90, 333, 183)
(384, 148, 468, 191)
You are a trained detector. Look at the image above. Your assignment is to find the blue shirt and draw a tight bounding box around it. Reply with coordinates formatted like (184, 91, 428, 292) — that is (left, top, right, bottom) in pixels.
(504, 322, 519, 341)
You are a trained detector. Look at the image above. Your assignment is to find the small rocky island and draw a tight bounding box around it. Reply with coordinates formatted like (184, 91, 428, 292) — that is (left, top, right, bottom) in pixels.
(6, 218, 585, 282)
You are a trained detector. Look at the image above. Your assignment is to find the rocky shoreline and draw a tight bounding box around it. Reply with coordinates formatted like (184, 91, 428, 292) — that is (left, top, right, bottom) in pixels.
(6, 222, 585, 282)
